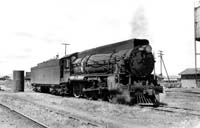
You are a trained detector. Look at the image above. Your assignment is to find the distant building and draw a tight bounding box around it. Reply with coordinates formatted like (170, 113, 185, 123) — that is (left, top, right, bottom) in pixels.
(25, 72, 31, 81)
(179, 68, 200, 88)
(25, 72, 31, 87)
(0, 75, 11, 81)
(162, 75, 181, 88)
(163, 75, 180, 82)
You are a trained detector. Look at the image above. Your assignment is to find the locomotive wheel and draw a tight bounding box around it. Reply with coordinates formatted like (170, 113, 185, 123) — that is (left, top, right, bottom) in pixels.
(108, 94, 118, 104)
(73, 84, 83, 98)
(85, 91, 98, 100)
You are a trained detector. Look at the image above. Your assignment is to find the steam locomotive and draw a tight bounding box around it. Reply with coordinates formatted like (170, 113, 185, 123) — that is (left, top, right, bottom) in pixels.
(31, 38, 163, 105)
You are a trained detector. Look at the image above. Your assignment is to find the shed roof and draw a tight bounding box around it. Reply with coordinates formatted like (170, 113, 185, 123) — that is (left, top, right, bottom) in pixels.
(163, 75, 180, 81)
(179, 68, 200, 75)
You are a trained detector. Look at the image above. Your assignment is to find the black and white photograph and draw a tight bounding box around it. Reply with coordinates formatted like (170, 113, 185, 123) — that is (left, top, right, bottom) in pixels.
(0, 0, 199, 128)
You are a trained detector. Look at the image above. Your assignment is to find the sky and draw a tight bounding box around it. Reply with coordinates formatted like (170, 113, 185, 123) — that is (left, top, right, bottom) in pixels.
(0, 0, 196, 76)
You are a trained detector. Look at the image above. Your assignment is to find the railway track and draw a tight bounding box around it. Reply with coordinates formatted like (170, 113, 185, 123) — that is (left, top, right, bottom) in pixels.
(0, 102, 106, 128)
(153, 105, 200, 117)
(0, 102, 49, 128)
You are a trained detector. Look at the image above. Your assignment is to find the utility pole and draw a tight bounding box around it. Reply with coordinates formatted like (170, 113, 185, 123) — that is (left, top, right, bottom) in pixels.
(62, 43, 70, 56)
(158, 50, 163, 77)
(195, 5, 197, 86)
(194, 4, 199, 87)
(153, 52, 156, 79)
(158, 50, 170, 82)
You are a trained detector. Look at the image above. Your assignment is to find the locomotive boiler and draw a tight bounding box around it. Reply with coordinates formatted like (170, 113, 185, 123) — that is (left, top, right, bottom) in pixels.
(31, 38, 163, 105)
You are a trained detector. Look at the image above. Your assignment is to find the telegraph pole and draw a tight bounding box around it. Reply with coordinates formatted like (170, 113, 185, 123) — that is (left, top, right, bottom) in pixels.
(153, 52, 156, 79)
(62, 43, 70, 56)
(158, 50, 163, 77)
(158, 50, 170, 82)
(194, 4, 199, 86)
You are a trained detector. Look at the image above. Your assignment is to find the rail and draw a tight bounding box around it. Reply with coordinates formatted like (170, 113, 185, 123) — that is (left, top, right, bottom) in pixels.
(0, 102, 106, 128)
(153, 105, 200, 117)
(0, 102, 50, 128)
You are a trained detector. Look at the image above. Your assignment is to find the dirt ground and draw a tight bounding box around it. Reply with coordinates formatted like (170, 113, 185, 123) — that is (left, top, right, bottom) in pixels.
(0, 81, 200, 128)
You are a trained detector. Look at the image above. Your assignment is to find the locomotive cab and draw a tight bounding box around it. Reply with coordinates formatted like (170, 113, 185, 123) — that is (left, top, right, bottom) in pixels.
(60, 53, 78, 83)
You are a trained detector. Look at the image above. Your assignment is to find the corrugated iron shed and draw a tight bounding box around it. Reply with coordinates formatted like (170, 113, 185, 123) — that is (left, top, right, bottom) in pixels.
(179, 68, 200, 75)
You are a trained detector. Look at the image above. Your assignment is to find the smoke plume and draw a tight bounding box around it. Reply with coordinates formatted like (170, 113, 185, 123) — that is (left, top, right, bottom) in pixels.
(131, 7, 149, 38)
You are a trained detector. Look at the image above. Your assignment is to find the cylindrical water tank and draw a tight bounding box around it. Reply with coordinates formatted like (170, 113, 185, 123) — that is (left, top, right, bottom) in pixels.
(13, 70, 24, 92)
(195, 6, 200, 41)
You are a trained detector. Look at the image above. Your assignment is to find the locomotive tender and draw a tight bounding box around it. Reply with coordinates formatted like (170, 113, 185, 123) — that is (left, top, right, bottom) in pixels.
(31, 38, 163, 105)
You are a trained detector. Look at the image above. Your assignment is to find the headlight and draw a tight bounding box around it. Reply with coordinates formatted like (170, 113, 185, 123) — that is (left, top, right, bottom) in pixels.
(138, 45, 152, 53)
(139, 47, 144, 51)
(145, 45, 152, 53)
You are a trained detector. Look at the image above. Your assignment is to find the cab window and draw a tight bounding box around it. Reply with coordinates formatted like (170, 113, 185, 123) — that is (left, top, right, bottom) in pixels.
(65, 59, 70, 69)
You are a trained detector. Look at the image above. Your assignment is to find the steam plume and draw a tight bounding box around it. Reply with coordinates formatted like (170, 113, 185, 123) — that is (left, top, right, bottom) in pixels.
(131, 7, 149, 38)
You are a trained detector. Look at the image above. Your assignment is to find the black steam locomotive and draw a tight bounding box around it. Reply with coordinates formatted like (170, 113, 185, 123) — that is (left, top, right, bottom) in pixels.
(31, 38, 163, 105)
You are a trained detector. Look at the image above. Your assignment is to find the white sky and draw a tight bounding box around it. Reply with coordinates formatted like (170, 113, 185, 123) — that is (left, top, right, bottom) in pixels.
(0, 0, 196, 76)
